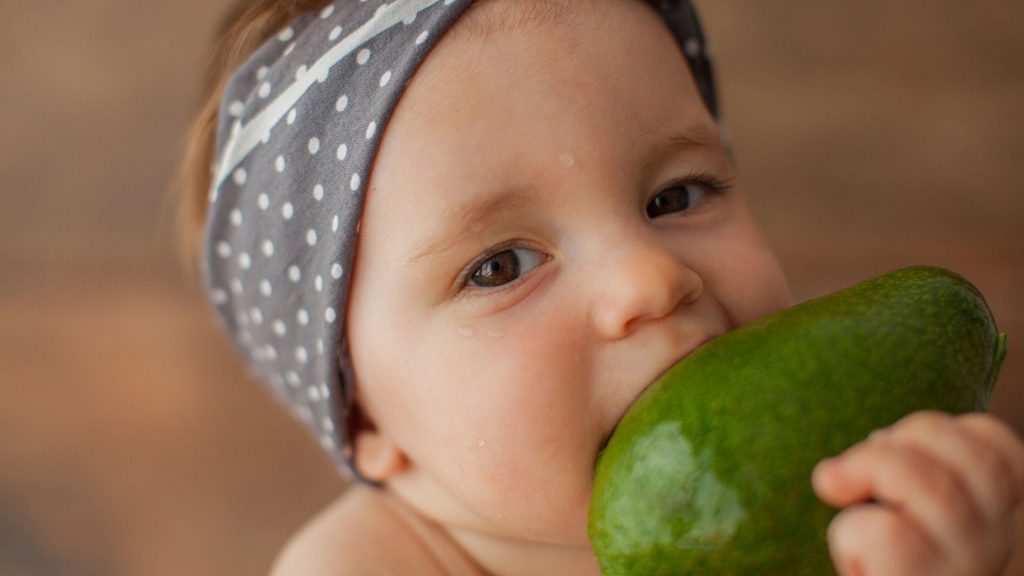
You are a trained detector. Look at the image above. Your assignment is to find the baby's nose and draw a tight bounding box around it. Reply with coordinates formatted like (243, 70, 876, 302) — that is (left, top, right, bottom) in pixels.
(590, 241, 703, 340)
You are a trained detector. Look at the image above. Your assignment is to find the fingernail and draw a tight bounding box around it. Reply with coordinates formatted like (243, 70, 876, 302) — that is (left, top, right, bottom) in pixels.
(816, 456, 840, 473)
(869, 428, 889, 441)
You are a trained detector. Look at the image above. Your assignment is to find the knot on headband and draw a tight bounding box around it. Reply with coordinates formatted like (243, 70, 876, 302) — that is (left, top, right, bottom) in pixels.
(202, 0, 719, 479)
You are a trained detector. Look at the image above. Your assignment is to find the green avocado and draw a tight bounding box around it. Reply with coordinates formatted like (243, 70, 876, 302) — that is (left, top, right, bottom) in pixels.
(588, 266, 1007, 575)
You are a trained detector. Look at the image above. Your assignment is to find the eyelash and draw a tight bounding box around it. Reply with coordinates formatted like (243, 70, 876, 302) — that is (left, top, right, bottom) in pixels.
(649, 170, 734, 218)
(456, 240, 547, 298)
(455, 170, 734, 295)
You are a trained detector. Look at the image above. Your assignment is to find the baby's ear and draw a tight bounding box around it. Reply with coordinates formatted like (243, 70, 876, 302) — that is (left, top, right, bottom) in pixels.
(349, 401, 409, 482)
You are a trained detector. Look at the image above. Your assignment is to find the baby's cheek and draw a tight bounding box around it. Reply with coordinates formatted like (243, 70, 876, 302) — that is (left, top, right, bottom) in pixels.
(691, 202, 793, 324)
(435, 328, 595, 542)
(714, 247, 791, 325)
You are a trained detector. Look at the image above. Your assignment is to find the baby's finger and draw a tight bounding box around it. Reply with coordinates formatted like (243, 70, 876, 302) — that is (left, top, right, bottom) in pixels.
(812, 440, 983, 547)
(827, 502, 941, 576)
(956, 413, 1024, 510)
(873, 411, 1022, 523)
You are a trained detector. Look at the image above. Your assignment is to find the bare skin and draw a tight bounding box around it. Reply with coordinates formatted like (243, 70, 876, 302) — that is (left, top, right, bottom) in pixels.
(271, 1, 1024, 575)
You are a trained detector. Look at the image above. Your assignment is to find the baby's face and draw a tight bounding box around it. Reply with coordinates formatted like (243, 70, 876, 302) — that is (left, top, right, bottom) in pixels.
(345, 0, 792, 546)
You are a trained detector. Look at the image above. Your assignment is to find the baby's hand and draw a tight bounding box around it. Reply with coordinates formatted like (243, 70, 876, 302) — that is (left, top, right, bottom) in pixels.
(812, 410, 1024, 576)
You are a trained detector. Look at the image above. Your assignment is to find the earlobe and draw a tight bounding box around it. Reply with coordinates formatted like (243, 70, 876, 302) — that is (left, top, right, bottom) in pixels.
(348, 400, 409, 482)
(353, 429, 409, 482)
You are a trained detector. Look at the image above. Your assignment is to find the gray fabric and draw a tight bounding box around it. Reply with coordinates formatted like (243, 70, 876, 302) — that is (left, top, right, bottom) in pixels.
(202, 0, 720, 480)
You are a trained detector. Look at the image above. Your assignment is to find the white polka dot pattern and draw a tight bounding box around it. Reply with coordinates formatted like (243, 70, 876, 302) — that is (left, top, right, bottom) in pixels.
(201, 0, 719, 480)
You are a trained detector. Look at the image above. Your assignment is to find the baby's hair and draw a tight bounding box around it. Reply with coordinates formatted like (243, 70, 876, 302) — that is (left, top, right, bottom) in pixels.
(175, 0, 334, 280)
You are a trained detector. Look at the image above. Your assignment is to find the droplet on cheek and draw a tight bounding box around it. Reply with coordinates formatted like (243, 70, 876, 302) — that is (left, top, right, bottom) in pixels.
(486, 328, 504, 339)
(477, 439, 486, 447)
(560, 150, 575, 167)
(459, 326, 475, 338)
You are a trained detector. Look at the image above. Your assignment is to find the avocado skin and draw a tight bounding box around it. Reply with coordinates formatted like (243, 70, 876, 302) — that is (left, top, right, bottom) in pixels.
(588, 266, 1006, 575)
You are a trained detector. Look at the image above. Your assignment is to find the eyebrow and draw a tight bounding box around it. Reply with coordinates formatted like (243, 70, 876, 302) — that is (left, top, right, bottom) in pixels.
(406, 185, 539, 265)
(639, 123, 720, 175)
(406, 123, 720, 265)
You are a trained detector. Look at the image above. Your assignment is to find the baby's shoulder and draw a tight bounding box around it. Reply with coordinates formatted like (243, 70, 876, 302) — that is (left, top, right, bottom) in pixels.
(269, 484, 476, 576)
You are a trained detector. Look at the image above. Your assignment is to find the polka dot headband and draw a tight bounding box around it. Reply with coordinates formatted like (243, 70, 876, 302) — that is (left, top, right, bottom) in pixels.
(202, 0, 720, 480)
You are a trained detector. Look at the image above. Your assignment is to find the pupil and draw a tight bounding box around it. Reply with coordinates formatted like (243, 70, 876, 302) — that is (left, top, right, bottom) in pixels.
(483, 260, 503, 276)
(648, 188, 690, 218)
(474, 250, 520, 287)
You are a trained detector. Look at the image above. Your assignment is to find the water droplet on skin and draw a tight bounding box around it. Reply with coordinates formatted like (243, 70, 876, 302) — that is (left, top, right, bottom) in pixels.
(560, 150, 575, 167)
(459, 326, 475, 338)
(477, 439, 486, 447)
(487, 328, 505, 339)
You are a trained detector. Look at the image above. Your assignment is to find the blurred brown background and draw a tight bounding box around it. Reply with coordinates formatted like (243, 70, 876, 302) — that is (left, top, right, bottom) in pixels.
(1, 1, 1022, 575)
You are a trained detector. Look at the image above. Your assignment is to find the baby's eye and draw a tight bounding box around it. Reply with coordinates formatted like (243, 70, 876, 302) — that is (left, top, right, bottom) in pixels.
(646, 177, 726, 219)
(466, 247, 546, 290)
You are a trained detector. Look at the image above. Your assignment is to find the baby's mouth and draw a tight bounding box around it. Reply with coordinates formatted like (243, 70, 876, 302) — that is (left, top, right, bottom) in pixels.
(649, 334, 717, 384)
(597, 334, 719, 458)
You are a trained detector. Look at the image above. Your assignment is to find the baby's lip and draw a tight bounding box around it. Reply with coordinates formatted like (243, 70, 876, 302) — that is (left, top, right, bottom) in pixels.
(654, 333, 719, 383)
(598, 334, 719, 454)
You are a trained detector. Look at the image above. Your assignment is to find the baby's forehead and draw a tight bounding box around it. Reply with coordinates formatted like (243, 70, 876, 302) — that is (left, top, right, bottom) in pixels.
(418, 0, 711, 119)
(448, 0, 586, 43)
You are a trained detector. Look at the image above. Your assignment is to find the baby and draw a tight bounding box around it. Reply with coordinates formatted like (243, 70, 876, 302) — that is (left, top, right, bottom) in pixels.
(177, 0, 1024, 574)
